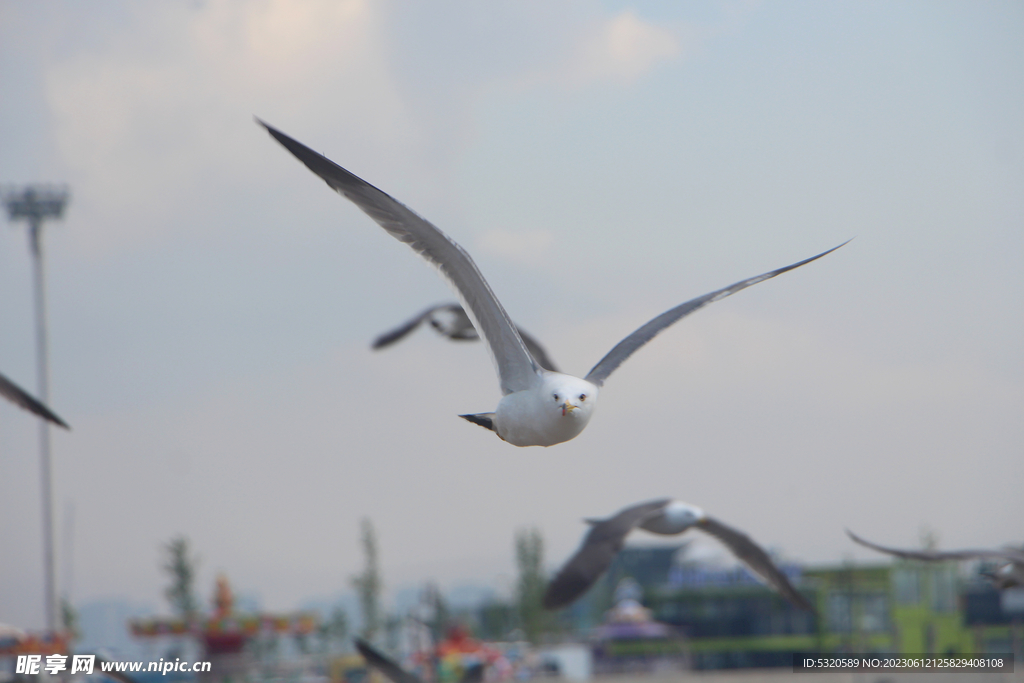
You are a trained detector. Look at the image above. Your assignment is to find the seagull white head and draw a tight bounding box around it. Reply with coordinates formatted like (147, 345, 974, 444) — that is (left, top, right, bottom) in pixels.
(546, 373, 595, 418)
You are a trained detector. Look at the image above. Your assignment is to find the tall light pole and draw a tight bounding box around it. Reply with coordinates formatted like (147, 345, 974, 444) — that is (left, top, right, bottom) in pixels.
(3, 184, 70, 633)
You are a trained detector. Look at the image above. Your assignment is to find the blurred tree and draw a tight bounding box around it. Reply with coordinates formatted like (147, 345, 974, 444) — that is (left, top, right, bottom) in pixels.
(384, 613, 402, 652)
(163, 536, 199, 621)
(351, 518, 382, 642)
(60, 597, 79, 640)
(515, 527, 548, 643)
(421, 581, 450, 643)
(920, 525, 940, 551)
(476, 600, 516, 641)
(317, 606, 350, 654)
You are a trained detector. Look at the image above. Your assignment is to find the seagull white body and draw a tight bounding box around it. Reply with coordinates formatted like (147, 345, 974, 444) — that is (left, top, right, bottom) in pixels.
(637, 500, 705, 535)
(260, 121, 846, 447)
(495, 372, 597, 446)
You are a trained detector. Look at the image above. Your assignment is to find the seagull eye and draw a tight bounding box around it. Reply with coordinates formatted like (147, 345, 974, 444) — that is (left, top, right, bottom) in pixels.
(553, 394, 560, 402)
(579, 394, 587, 401)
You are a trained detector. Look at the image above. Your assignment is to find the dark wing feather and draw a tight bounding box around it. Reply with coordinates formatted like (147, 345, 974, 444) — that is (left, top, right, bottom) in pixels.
(544, 499, 671, 609)
(517, 328, 558, 372)
(260, 121, 539, 395)
(355, 638, 423, 683)
(698, 516, 816, 613)
(847, 530, 1024, 564)
(0, 371, 70, 429)
(585, 242, 848, 386)
(371, 306, 440, 349)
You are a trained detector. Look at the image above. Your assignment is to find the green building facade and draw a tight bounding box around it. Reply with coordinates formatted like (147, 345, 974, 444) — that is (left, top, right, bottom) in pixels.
(610, 549, 1021, 670)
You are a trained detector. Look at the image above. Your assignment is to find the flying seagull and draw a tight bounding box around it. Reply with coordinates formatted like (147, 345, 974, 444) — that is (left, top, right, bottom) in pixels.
(355, 638, 483, 683)
(373, 303, 559, 372)
(847, 530, 1024, 590)
(544, 499, 816, 613)
(260, 120, 846, 447)
(0, 371, 69, 429)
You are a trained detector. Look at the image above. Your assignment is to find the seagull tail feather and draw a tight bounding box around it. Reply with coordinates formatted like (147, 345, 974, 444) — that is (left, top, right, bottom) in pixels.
(459, 412, 498, 434)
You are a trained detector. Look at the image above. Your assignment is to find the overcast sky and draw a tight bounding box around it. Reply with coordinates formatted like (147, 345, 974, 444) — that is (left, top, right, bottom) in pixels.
(2, 0, 1022, 630)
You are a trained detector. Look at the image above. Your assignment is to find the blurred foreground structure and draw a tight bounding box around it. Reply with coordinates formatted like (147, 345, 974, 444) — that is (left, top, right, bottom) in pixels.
(3, 184, 70, 633)
(129, 576, 318, 682)
(131, 553, 1022, 680)
(551, 547, 1022, 672)
(5, 553, 1020, 682)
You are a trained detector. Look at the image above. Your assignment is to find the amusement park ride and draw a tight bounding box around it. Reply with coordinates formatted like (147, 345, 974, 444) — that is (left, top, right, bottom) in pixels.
(130, 575, 318, 657)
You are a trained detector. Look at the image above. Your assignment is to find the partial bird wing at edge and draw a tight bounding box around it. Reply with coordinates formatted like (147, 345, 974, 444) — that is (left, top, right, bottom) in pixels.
(698, 516, 816, 613)
(0, 371, 70, 429)
(585, 242, 849, 387)
(259, 121, 539, 395)
(354, 638, 423, 683)
(847, 530, 1024, 564)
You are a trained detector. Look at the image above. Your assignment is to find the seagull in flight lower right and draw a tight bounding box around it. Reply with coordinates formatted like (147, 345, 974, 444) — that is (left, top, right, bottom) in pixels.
(260, 120, 847, 447)
(544, 499, 815, 612)
(847, 530, 1024, 589)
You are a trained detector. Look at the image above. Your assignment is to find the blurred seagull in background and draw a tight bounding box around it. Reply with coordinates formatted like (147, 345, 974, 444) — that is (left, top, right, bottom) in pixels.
(354, 638, 423, 683)
(0, 371, 69, 429)
(544, 499, 816, 613)
(260, 120, 846, 447)
(847, 530, 1024, 590)
(355, 638, 483, 683)
(372, 302, 559, 372)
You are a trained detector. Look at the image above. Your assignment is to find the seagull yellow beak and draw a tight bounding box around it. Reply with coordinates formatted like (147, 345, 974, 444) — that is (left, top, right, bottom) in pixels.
(561, 401, 577, 416)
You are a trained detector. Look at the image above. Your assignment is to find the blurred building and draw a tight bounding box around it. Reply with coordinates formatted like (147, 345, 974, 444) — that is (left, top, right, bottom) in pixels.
(562, 545, 1022, 671)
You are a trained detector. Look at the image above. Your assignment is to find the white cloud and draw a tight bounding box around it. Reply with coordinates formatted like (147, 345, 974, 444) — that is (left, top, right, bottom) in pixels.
(36, 2, 694, 258)
(559, 9, 682, 85)
(475, 228, 553, 267)
(42, 0, 413, 255)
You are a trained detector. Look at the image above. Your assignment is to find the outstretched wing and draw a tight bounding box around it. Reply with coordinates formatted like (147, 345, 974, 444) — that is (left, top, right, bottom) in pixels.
(371, 306, 442, 349)
(373, 302, 559, 371)
(847, 530, 1024, 564)
(698, 516, 816, 613)
(260, 121, 539, 395)
(585, 242, 848, 386)
(544, 499, 671, 610)
(0, 371, 69, 429)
